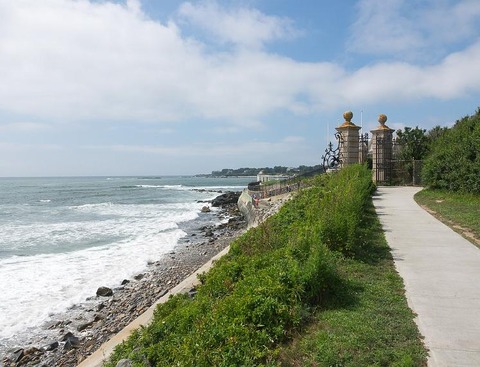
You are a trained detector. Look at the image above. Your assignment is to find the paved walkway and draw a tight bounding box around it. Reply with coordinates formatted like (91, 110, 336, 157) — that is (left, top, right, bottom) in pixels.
(373, 187, 480, 367)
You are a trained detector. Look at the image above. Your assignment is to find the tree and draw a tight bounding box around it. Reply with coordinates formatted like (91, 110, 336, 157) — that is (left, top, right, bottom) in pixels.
(394, 126, 430, 182)
(395, 126, 429, 161)
(427, 125, 449, 142)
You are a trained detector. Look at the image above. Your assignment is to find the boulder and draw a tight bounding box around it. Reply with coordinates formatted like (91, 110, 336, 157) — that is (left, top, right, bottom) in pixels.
(201, 206, 211, 213)
(61, 332, 75, 342)
(77, 319, 95, 332)
(96, 286, 113, 297)
(211, 191, 240, 207)
(43, 341, 59, 351)
(64, 335, 80, 350)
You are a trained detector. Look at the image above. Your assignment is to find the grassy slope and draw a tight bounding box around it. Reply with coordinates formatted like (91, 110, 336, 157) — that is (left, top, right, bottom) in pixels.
(277, 201, 427, 367)
(106, 166, 427, 366)
(414, 189, 480, 246)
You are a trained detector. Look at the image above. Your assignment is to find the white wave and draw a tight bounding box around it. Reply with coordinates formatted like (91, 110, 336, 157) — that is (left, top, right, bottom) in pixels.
(71, 202, 114, 210)
(1, 202, 202, 254)
(0, 228, 185, 341)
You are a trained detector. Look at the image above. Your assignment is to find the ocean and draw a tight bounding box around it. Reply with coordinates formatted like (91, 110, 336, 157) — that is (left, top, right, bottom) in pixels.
(0, 175, 252, 355)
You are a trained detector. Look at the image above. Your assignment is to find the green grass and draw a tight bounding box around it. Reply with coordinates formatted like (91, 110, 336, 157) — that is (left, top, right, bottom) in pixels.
(277, 202, 427, 367)
(415, 189, 480, 244)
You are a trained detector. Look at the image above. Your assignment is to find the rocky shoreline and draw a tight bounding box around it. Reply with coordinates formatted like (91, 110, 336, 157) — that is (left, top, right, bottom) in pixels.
(2, 192, 246, 367)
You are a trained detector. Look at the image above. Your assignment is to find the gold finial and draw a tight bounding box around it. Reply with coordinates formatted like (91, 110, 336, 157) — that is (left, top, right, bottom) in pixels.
(378, 114, 387, 126)
(374, 114, 392, 131)
(343, 111, 353, 123)
(339, 110, 357, 128)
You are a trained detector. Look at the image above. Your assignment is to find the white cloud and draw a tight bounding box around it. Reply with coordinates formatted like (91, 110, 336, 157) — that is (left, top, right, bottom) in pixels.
(0, 0, 479, 131)
(0, 122, 51, 132)
(177, 1, 299, 49)
(342, 41, 480, 105)
(0, 0, 208, 122)
(0, 141, 62, 151)
(349, 0, 480, 60)
(423, 0, 480, 44)
(85, 137, 305, 158)
(348, 0, 422, 56)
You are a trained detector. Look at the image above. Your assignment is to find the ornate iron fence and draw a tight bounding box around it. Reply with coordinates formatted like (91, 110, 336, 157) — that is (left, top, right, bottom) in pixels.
(321, 132, 343, 171)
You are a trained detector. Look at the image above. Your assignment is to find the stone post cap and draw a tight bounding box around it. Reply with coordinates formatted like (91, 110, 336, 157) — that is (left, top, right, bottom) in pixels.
(372, 113, 393, 131)
(338, 110, 359, 128)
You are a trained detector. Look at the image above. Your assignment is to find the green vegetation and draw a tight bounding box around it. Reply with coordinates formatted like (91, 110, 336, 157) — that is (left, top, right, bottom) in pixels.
(106, 165, 426, 367)
(422, 108, 480, 194)
(415, 189, 480, 244)
(395, 126, 430, 161)
(277, 197, 426, 367)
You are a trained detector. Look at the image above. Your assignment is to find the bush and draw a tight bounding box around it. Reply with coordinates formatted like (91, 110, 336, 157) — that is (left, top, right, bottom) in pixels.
(423, 109, 480, 194)
(317, 165, 375, 254)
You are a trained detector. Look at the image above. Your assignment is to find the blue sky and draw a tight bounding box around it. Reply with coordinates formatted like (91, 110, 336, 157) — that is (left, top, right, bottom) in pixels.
(1, 0, 479, 176)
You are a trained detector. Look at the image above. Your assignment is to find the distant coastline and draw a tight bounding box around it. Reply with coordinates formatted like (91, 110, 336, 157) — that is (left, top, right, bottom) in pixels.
(197, 164, 323, 178)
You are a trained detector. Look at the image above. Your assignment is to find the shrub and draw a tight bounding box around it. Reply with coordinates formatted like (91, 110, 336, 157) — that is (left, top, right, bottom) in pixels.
(423, 109, 480, 194)
(317, 165, 374, 254)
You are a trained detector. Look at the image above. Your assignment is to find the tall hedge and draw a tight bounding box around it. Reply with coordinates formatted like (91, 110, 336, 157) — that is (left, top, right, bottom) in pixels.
(422, 109, 480, 194)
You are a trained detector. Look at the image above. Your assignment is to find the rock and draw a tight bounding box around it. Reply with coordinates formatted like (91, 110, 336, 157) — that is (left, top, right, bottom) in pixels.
(201, 206, 211, 213)
(61, 332, 75, 341)
(6, 348, 24, 363)
(96, 286, 113, 297)
(205, 229, 214, 237)
(77, 319, 95, 331)
(211, 191, 240, 207)
(188, 288, 197, 299)
(24, 347, 41, 356)
(121, 279, 130, 285)
(19, 354, 34, 365)
(133, 273, 144, 281)
(116, 359, 133, 367)
(43, 341, 59, 351)
(158, 289, 168, 298)
(64, 335, 80, 350)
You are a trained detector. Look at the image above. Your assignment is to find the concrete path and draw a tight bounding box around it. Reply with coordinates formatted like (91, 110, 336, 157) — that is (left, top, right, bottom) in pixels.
(373, 187, 480, 367)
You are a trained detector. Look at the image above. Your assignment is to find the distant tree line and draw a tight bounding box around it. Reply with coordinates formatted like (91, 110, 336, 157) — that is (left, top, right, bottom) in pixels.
(207, 165, 323, 177)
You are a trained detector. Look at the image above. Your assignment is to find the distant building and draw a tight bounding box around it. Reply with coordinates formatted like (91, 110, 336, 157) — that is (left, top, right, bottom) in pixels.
(256, 171, 290, 183)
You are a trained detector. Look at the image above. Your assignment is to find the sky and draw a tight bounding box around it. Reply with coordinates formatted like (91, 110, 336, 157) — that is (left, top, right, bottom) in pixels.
(1, 0, 479, 177)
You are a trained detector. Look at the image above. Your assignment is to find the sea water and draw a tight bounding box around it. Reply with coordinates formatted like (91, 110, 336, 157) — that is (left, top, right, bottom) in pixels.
(0, 176, 251, 354)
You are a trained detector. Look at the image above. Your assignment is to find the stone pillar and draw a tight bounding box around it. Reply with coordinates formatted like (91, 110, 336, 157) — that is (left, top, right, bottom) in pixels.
(336, 111, 361, 167)
(370, 114, 394, 183)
